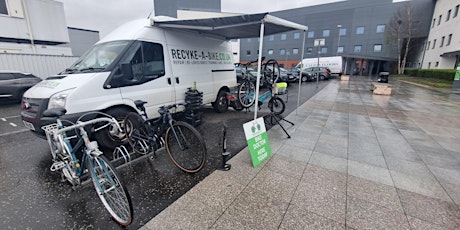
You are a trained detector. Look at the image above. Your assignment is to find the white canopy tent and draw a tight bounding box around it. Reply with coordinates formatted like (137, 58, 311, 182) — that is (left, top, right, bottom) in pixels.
(151, 13, 308, 120)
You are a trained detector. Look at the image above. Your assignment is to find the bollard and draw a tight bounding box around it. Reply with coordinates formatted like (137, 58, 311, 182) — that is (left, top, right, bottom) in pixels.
(219, 123, 231, 171)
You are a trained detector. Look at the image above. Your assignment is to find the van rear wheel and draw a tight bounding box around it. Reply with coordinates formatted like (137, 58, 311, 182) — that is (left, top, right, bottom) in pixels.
(213, 89, 228, 113)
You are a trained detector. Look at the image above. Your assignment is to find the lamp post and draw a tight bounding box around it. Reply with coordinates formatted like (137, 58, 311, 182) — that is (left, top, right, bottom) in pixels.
(314, 38, 325, 89)
(337, 24, 342, 56)
(285, 51, 290, 67)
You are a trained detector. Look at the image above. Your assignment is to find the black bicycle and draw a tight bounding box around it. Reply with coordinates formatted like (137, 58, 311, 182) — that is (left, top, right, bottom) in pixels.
(237, 59, 286, 115)
(123, 101, 207, 173)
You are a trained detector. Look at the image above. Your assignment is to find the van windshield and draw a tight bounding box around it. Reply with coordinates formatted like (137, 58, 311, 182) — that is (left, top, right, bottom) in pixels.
(63, 41, 130, 74)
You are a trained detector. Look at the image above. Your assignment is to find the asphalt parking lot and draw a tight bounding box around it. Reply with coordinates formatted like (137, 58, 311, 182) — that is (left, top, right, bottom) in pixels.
(0, 79, 330, 229)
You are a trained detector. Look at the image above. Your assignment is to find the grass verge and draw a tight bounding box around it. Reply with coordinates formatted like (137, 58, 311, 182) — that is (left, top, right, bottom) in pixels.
(391, 75, 452, 88)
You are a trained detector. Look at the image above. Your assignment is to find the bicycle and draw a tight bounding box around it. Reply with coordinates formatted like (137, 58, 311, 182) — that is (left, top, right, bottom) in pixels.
(237, 59, 286, 115)
(123, 101, 207, 173)
(41, 108, 133, 226)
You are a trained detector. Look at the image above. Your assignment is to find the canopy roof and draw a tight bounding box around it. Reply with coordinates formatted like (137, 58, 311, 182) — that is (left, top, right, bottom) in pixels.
(151, 13, 308, 40)
(152, 13, 308, 120)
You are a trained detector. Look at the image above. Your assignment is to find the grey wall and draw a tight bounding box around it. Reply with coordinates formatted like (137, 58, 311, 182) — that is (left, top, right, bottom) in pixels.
(61, 27, 100, 57)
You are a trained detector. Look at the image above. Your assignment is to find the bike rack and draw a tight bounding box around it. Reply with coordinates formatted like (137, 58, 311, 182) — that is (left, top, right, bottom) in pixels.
(112, 145, 131, 164)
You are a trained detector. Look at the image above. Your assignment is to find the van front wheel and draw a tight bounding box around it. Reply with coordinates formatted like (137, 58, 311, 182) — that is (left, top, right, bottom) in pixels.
(95, 107, 130, 150)
(213, 90, 228, 113)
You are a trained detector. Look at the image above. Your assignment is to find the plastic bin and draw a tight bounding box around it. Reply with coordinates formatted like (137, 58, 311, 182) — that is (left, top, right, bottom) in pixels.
(378, 72, 389, 83)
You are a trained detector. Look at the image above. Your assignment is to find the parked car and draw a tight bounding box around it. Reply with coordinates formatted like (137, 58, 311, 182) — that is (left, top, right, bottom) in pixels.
(300, 66, 331, 82)
(0, 71, 41, 102)
(284, 67, 300, 83)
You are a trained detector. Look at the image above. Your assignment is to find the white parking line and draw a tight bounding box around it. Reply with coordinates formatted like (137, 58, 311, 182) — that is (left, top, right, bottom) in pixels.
(9, 122, 17, 127)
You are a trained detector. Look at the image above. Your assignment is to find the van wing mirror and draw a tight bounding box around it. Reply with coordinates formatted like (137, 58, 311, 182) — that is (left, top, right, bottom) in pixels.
(120, 62, 133, 80)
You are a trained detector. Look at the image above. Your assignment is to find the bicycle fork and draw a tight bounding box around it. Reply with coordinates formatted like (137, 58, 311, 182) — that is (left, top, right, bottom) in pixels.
(86, 154, 117, 195)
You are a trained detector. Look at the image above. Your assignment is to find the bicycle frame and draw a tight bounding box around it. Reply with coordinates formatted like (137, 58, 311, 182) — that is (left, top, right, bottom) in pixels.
(44, 115, 121, 186)
(136, 104, 183, 153)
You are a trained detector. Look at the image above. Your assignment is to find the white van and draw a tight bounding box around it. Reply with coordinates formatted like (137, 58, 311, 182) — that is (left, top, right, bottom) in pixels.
(21, 19, 237, 148)
(297, 56, 343, 76)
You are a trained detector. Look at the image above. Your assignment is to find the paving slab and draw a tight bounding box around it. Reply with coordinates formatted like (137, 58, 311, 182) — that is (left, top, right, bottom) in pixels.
(141, 78, 460, 230)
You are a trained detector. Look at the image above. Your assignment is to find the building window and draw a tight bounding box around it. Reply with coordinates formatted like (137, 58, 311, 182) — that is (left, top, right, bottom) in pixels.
(268, 35, 275, 41)
(280, 49, 286, 55)
(373, 44, 382, 52)
(307, 31, 314, 38)
(321, 47, 328, 53)
(323, 29, 330, 37)
(447, 10, 451, 21)
(438, 15, 442, 25)
(435, 62, 439, 67)
(337, 46, 344, 53)
(307, 47, 313, 53)
(0, 0, 7, 15)
(440, 36, 445, 47)
(432, 18, 436, 28)
(281, 34, 287, 40)
(447, 34, 452, 46)
(376, 25, 385, 33)
(246, 50, 251, 55)
(356, 26, 365, 34)
(428, 62, 431, 69)
(426, 41, 431, 50)
(268, 49, 274, 55)
(292, 48, 299, 54)
(455, 5, 459, 18)
(294, 32, 300, 39)
(432, 39, 436, 49)
(354, 45, 362, 52)
(339, 28, 347, 36)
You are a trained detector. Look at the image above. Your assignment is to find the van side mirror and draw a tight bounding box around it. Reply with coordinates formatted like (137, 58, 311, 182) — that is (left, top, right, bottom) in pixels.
(120, 63, 133, 80)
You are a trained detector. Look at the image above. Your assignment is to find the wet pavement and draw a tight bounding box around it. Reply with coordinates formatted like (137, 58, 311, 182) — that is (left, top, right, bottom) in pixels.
(0, 80, 330, 229)
(141, 76, 460, 229)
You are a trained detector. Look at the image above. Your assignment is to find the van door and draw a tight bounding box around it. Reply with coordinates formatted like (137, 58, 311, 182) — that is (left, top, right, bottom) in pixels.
(107, 41, 173, 117)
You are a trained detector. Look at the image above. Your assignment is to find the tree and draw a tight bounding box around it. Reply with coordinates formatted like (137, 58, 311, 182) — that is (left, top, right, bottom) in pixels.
(385, 2, 419, 74)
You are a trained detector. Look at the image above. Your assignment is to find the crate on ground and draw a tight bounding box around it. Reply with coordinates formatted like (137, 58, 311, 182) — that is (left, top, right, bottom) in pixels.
(275, 82, 288, 102)
(371, 82, 392, 95)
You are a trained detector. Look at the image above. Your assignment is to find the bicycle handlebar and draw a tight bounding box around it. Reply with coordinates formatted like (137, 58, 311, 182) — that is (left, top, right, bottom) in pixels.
(55, 117, 120, 135)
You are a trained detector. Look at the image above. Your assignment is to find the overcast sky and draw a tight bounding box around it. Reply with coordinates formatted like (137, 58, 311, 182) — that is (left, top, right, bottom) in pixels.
(57, 0, 346, 37)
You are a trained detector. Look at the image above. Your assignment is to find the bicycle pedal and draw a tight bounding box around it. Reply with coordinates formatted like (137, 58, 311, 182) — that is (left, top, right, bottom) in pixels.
(50, 161, 65, 171)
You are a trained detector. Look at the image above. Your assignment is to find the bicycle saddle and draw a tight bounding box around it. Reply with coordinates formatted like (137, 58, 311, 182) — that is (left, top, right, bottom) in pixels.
(42, 108, 67, 117)
(134, 100, 148, 110)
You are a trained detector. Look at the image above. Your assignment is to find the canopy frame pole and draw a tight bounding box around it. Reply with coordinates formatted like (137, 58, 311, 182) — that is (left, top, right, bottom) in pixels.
(296, 30, 307, 114)
(253, 21, 265, 121)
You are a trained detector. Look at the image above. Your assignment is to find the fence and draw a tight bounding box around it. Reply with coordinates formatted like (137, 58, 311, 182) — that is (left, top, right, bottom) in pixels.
(0, 53, 79, 79)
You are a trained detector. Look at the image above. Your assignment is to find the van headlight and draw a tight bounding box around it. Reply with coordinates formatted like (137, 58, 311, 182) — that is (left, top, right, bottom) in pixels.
(48, 89, 73, 109)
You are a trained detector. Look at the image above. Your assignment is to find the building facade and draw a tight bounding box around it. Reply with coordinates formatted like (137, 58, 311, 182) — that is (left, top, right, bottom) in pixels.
(0, 0, 72, 55)
(0, 0, 99, 77)
(422, 0, 460, 69)
(155, 0, 436, 75)
(0, 0, 98, 56)
(242, 0, 435, 75)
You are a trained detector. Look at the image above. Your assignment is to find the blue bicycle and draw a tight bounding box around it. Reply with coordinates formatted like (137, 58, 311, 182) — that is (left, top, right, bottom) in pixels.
(41, 109, 133, 226)
(237, 59, 286, 115)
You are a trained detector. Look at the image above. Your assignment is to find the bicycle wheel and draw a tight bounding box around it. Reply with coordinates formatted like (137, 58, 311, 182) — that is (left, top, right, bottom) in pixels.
(86, 155, 133, 226)
(237, 80, 256, 108)
(268, 96, 286, 115)
(263, 59, 280, 85)
(124, 112, 150, 154)
(165, 121, 206, 173)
